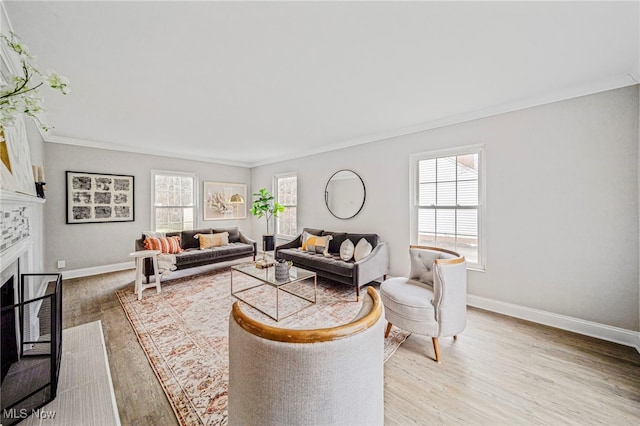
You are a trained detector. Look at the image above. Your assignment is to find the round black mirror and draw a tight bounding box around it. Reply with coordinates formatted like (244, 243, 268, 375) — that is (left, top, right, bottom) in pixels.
(324, 170, 366, 219)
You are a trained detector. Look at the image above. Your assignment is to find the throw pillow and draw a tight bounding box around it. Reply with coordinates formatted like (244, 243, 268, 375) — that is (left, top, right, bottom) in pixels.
(143, 231, 165, 239)
(340, 239, 355, 261)
(197, 232, 229, 249)
(304, 235, 333, 256)
(300, 230, 320, 251)
(353, 238, 372, 262)
(144, 236, 183, 254)
(213, 227, 241, 243)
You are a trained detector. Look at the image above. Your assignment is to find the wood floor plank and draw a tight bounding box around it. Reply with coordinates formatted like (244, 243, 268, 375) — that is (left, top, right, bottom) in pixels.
(62, 265, 640, 425)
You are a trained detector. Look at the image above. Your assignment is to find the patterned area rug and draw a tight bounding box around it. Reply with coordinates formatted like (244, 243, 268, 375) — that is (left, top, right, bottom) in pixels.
(116, 268, 409, 426)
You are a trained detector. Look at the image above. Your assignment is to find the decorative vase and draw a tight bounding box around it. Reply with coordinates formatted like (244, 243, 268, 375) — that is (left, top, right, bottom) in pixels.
(275, 260, 292, 281)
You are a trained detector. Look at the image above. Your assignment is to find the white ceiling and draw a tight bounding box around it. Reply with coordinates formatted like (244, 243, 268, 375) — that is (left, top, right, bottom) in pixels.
(3, 1, 639, 167)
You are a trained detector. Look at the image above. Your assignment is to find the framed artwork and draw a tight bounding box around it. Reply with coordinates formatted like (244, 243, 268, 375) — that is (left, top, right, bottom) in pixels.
(1, 114, 36, 196)
(66, 171, 135, 224)
(203, 181, 247, 221)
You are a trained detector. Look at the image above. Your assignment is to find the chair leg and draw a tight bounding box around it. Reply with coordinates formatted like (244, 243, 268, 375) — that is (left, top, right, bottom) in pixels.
(432, 337, 441, 363)
(384, 322, 393, 338)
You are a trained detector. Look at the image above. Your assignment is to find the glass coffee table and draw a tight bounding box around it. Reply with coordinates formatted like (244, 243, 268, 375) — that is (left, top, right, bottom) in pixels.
(230, 261, 317, 321)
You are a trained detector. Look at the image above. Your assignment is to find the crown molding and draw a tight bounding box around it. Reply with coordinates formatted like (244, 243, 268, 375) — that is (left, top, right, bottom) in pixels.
(43, 134, 251, 168)
(41, 72, 638, 170)
(248, 72, 639, 167)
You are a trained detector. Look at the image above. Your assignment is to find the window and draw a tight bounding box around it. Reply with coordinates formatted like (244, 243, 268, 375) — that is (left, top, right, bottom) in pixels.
(275, 173, 297, 238)
(411, 145, 485, 269)
(152, 171, 196, 232)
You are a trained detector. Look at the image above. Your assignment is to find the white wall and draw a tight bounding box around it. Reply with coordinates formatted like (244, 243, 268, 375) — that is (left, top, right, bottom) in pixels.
(43, 143, 251, 273)
(252, 86, 639, 331)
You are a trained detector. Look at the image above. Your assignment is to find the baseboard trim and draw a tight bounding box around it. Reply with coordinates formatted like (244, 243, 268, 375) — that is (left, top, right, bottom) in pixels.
(62, 261, 134, 280)
(467, 294, 640, 349)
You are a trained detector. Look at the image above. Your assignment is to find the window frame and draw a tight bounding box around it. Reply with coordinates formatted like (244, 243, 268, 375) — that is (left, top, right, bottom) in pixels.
(274, 172, 298, 239)
(409, 144, 486, 271)
(150, 170, 198, 232)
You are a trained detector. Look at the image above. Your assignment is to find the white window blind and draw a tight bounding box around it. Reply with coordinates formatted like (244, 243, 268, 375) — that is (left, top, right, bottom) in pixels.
(413, 147, 484, 269)
(152, 171, 196, 232)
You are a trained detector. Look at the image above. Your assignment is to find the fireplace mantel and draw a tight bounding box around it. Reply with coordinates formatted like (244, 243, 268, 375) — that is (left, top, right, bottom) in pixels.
(0, 190, 45, 206)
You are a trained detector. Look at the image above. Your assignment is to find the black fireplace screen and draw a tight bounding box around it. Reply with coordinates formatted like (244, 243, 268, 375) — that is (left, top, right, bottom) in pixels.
(1, 273, 62, 425)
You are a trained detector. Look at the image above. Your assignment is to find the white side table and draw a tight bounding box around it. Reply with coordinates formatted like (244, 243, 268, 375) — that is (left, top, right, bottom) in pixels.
(130, 250, 161, 300)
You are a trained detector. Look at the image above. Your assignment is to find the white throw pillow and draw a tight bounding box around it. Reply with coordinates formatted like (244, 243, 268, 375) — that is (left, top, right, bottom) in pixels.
(340, 239, 355, 261)
(353, 238, 372, 262)
(143, 231, 166, 239)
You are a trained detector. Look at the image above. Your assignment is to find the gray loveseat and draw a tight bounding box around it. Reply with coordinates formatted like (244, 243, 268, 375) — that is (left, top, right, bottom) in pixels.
(274, 228, 389, 301)
(134, 227, 256, 282)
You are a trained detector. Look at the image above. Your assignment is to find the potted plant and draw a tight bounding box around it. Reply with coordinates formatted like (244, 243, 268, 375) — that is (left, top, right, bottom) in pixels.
(250, 188, 285, 253)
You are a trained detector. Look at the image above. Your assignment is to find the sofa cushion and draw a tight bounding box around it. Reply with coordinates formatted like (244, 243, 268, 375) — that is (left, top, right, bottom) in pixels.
(213, 227, 241, 243)
(346, 233, 378, 249)
(322, 232, 347, 253)
(302, 228, 324, 237)
(278, 248, 354, 277)
(380, 277, 435, 321)
(176, 242, 253, 266)
(182, 228, 212, 249)
(409, 247, 436, 285)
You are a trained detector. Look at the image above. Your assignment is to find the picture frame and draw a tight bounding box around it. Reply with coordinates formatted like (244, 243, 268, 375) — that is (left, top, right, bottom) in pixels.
(66, 171, 135, 224)
(203, 181, 247, 221)
(1, 114, 36, 196)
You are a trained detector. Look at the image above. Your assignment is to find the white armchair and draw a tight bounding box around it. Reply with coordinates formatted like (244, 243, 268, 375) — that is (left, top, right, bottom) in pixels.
(228, 287, 385, 425)
(380, 245, 467, 363)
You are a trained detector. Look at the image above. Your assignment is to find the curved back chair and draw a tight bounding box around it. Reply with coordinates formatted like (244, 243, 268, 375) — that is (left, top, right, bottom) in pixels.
(228, 286, 385, 426)
(380, 245, 467, 363)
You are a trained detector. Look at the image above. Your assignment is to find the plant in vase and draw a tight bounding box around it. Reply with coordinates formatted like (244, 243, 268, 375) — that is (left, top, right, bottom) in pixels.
(250, 188, 285, 259)
(0, 31, 70, 133)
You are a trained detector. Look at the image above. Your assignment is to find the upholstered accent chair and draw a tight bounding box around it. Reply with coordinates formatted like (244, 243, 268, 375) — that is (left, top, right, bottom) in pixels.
(380, 245, 467, 363)
(228, 287, 385, 426)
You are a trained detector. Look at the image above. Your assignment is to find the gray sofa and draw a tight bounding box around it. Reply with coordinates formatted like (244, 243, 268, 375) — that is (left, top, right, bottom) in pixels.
(275, 228, 389, 301)
(134, 227, 256, 282)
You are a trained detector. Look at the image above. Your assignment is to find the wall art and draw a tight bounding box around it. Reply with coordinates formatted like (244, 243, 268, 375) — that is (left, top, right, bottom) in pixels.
(203, 181, 247, 221)
(66, 171, 134, 224)
(1, 115, 36, 196)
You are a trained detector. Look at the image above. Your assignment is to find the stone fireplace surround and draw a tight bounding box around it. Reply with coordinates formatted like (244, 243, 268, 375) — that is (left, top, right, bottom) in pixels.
(0, 190, 46, 346)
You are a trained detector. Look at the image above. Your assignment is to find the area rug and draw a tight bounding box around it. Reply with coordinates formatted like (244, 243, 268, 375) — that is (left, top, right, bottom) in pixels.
(116, 268, 409, 426)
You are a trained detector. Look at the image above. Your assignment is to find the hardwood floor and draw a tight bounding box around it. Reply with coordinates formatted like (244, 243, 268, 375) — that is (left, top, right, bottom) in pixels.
(63, 264, 640, 425)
